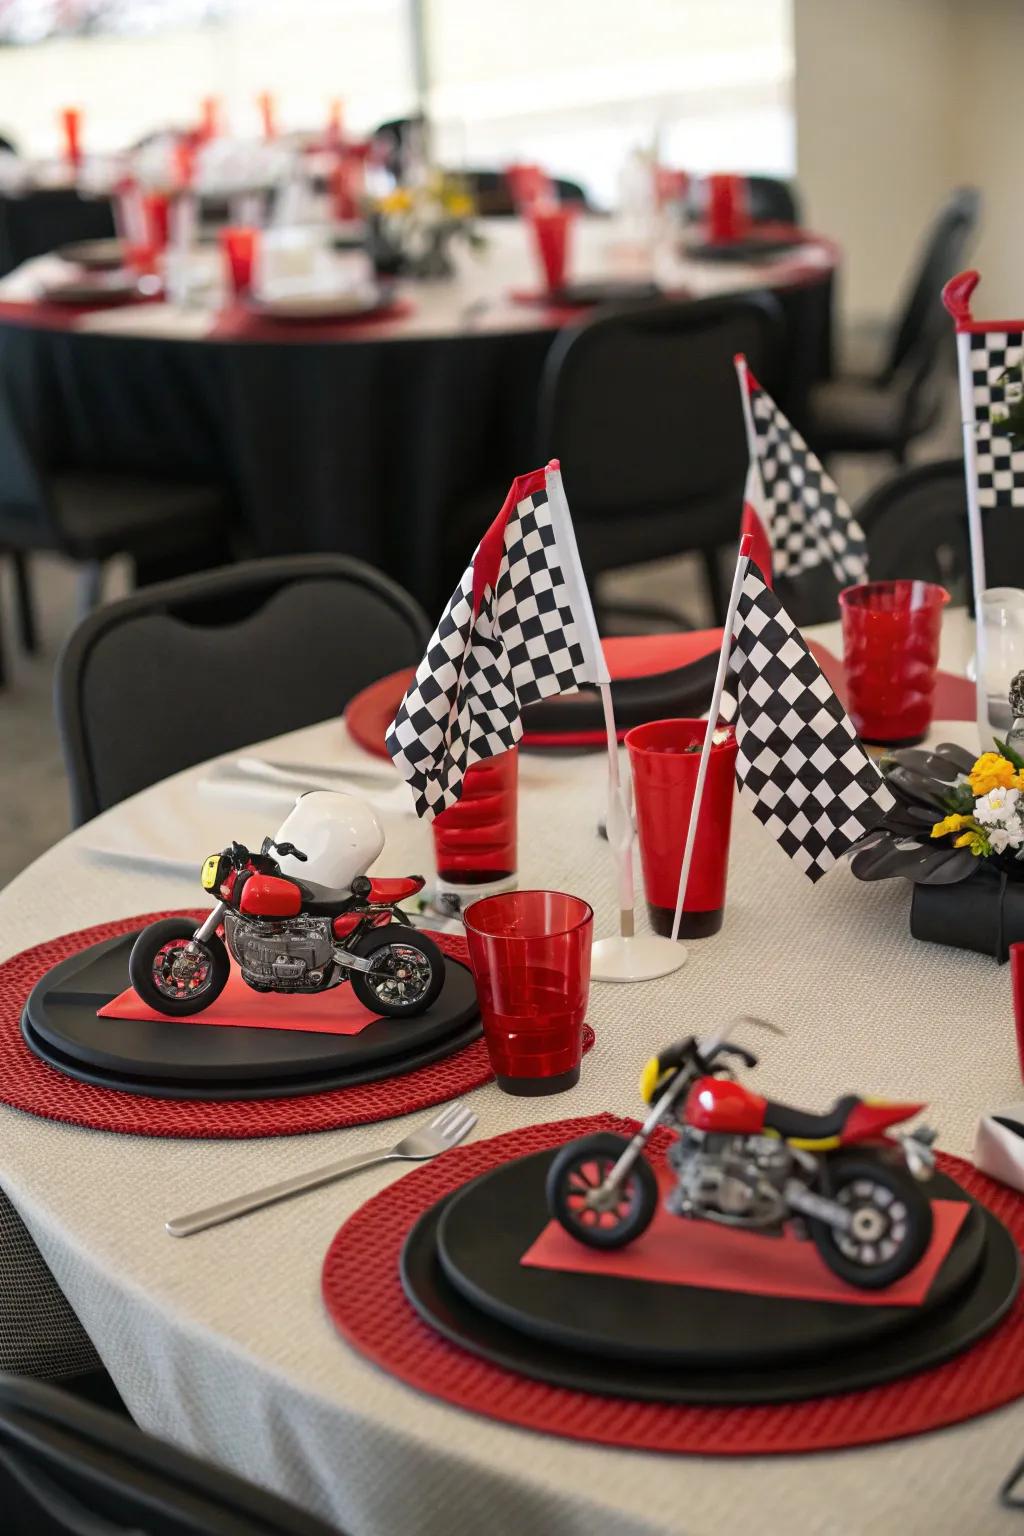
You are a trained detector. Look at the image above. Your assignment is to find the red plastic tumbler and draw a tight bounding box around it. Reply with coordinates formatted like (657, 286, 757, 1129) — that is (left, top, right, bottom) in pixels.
(432, 748, 518, 915)
(464, 890, 592, 1096)
(706, 173, 749, 243)
(220, 226, 259, 298)
(626, 718, 738, 939)
(1011, 943, 1024, 1081)
(840, 580, 950, 746)
(527, 205, 574, 293)
(60, 107, 83, 171)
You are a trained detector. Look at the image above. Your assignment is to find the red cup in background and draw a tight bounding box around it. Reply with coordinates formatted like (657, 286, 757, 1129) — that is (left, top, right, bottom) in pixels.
(706, 173, 749, 243)
(626, 718, 738, 940)
(527, 204, 574, 293)
(199, 96, 220, 142)
(1012, 943, 1024, 1080)
(505, 162, 553, 210)
(464, 890, 592, 1096)
(257, 91, 277, 140)
(432, 748, 518, 915)
(840, 580, 950, 745)
(220, 226, 259, 298)
(60, 107, 83, 171)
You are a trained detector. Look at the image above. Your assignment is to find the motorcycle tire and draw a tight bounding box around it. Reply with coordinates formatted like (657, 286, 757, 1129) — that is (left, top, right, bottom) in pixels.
(547, 1132, 659, 1250)
(807, 1154, 934, 1290)
(349, 926, 445, 1017)
(128, 918, 230, 1018)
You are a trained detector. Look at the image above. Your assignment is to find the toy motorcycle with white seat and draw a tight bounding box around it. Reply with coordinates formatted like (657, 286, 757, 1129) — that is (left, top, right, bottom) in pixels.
(128, 791, 445, 1019)
(547, 1017, 938, 1289)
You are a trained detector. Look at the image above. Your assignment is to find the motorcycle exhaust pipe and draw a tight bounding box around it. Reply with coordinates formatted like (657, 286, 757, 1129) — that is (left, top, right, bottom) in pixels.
(784, 1180, 852, 1233)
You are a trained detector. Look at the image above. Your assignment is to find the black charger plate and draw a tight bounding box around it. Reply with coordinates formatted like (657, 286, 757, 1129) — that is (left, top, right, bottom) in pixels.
(686, 236, 805, 262)
(435, 1150, 988, 1367)
(402, 1194, 1020, 1404)
(22, 932, 479, 1096)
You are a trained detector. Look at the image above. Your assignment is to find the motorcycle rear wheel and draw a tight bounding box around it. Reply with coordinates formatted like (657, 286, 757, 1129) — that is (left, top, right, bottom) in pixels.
(349, 926, 445, 1017)
(128, 918, 230, 1018)
(547, 1132, 659, 1250)
(807, 1154, 934, 1290)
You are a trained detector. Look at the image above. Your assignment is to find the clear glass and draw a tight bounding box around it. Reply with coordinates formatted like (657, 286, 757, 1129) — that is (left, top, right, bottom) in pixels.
(979, 588, 1024, 737)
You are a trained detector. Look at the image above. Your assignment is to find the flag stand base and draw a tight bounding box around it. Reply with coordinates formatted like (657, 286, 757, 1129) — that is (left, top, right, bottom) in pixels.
(591, 934, 686, 983)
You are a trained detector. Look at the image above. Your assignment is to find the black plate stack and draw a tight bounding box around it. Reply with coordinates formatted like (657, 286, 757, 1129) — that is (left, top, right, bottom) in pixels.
(400, 1146, 1020, 1403)
(21, 932, 480, 1101)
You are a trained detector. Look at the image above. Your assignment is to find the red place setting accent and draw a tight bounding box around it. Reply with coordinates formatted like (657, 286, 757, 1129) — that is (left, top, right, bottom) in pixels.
(0, 914, 593, 1139)
(99, 961, 380, 1037)
(322, 1114, 1024, 1455)
(521, 1165, 969, 1310)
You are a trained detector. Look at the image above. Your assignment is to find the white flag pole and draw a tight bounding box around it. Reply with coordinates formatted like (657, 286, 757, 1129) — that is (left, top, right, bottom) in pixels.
(735, 353, 764, 500)
(545, 462, 684, 981)
(669, 532, 753, 943)
(953, 328, 991, 749)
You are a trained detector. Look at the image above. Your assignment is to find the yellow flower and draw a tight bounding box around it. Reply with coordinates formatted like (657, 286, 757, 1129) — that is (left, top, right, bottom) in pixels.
(378, 188, 413, 214)
(954, 829, 990, 856)
(931, 813, 970, 839)
(443, 192, 475, 219)
(1014, 770, 1024, 791)
(968, 752, 1016, 796)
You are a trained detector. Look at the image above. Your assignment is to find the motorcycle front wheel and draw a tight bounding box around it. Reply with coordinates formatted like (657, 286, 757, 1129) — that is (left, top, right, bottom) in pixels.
(128, 918, 230, 1017)
(807, 1155, 934, 1290)
(349, 926, 445, 1017)
(546, 1132, 659, 1250)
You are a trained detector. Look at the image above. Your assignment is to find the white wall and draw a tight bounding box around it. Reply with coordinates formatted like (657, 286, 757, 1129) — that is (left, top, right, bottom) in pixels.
(794, 0, 1024, 328)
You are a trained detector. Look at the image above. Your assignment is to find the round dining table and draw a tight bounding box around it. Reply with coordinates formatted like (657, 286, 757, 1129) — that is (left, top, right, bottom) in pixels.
(0, 218, 836, 611)
(0, 608, 1021, 1535)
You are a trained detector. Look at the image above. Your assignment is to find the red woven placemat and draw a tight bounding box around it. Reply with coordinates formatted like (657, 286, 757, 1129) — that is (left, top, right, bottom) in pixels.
(0, 913, 594, 1140)
(322, 1114, 1024, 1454)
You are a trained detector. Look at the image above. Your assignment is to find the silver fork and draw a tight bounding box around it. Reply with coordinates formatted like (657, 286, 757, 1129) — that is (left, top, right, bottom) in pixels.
(166, 1101, 477, 1238)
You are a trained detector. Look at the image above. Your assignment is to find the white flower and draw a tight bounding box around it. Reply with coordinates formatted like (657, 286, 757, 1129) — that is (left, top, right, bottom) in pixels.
(989, 824, 1024, 853)
(974, 786, 1021, 826)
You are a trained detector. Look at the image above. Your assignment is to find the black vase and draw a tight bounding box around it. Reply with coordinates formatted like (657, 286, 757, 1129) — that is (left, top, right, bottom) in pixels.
(910, 862, 1024, 962)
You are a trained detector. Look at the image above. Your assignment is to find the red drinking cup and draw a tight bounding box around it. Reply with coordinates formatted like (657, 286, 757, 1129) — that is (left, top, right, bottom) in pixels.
(706, 173, 749, 243)
(220, 226, 259, 298)
(626, 718, 738, 940)
(257, 91, 277, 140)
(1012, 944, 1024, 1081)
(432, 748, 518, 914)
(60, 107, 83, 171)
(527, 204, 574, 294)
(505, 162, 552, 210)
(464, 890, 592, 1096)
(199, 96, 220, 142)
(839, 580, 950, 746)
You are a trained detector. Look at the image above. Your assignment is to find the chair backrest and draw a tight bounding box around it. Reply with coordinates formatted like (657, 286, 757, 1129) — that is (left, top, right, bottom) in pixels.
(461, 169, 590, 216)
(0, 1372, 342, 1536)
(0, 189, 115, 277)
(537, 292, 783, 565)
(745, 175, 801, 226)
(56, 555, 430, 825)
(855, 458, 992, 604)
(884, 187, 980, 380)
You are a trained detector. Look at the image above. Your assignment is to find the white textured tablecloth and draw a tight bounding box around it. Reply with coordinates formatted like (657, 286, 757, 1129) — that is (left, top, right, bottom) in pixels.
(1, 611, 1020, 1536)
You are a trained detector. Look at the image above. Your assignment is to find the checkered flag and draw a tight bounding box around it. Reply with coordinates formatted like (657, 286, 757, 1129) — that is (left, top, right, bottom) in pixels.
(737, 357, 868, 588)
(386, 463, 606, 818)
(728, 563, 893, 881)
(965, 327, 1024, 509)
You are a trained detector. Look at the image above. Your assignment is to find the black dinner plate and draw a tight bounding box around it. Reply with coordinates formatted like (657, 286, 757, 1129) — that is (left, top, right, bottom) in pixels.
(435, 1149, 988, 1367)
(56, 238, 126, 271)
(401, 1189, 1020, 1404)
(22, 931, 479, 1089)
(686, 236, 805, 262)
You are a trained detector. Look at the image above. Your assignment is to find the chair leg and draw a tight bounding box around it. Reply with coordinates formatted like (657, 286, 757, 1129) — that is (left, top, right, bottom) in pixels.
(0, 571, 7, 689)
(700, 547, 727, 627)
(11, 551, 38, 653)
(76, 560, 104, 616)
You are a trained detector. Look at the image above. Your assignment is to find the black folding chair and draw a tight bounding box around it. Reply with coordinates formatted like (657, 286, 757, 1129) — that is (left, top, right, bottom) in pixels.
(0, 1372, 343, 1536)
(461, 169, 592, 216)
(535, 292, 783, 627)
(808, 188, 980, 463)
(56, 554, 430, 825)
(0, 188, 115, 277)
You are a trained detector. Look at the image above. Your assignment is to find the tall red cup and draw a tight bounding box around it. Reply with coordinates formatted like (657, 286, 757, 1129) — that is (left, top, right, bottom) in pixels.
(626, 718, 737, 939)
(528, 204, 574, 293)
(1011, 943, 1024, 1081)
(505, 163, 553, 210)
(432, 749, 518, 915)
(199, 97, 220, 142)
(707, 173, 749, 243)
(840, 580, 950, 746)
(60, 108, 83, 171)
(464, 890, 592, 1095)
(258, 91, 277, 140)
(220, 226, 258, 298)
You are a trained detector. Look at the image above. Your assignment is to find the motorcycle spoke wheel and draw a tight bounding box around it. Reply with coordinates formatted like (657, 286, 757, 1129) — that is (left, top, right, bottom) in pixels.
(563, 1156, 647, 1236)
(834, 1180, 909, 1268)
(150, 940, 214, 1004)
(364, 943, 433, 1009)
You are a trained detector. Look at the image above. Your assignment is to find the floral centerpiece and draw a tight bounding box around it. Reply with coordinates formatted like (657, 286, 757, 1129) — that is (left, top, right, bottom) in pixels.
(928, 742, 1024, 866)
(366, 174, 484, 279)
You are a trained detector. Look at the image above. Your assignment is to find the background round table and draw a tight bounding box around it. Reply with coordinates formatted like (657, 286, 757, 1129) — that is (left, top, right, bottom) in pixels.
(0, 609, 1021, 1535)
(0, 219, 837, 610)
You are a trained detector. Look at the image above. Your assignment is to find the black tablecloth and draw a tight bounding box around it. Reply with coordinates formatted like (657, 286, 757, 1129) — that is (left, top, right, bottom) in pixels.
(0, 273, 832, 613)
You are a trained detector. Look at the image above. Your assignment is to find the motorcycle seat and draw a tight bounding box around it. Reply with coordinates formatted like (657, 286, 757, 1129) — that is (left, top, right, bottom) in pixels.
(763, 1094, 862, 1142)
(367, 875, 425, 903)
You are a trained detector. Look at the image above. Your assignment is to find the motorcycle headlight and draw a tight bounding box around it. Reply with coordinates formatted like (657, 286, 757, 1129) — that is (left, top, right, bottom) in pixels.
(640, 1054, 670, 1104)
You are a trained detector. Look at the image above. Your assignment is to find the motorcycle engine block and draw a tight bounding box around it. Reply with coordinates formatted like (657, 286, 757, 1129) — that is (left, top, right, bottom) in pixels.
(224, 912, 335, 993)
(667, 1129, 791, 1228)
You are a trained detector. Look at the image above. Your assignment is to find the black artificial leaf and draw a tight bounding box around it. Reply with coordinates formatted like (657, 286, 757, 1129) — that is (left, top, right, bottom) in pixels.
(849, 835, 977, 885)
(885, 745, 973, 780)
(884, 765, 951, 810)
